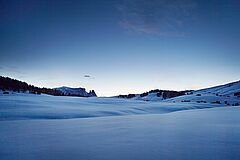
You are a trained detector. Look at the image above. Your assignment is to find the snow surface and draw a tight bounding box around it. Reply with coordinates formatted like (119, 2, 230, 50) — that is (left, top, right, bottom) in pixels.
(0, 93, 240, 160)
(0, 93, 224, 120)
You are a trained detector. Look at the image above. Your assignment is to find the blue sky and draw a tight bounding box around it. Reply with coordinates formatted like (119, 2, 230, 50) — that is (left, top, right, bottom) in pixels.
(0, 0, 240, 96)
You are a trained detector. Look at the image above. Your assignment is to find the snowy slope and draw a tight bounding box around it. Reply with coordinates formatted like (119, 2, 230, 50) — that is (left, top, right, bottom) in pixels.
(195, 80, 240, 96)
(165, 93, 240, 105)
(165, 81, 240, 105)
(1, 80, 240, 121)
(0, 106, 240, 160)
(0, 90, 240, 160)
(116, 81, 240, 105)
(0, 93, 220, 120)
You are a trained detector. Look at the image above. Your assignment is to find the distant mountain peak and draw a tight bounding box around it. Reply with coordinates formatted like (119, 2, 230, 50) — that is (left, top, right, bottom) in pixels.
(55, 86, 97, 97)
(89, 90, 97, 97)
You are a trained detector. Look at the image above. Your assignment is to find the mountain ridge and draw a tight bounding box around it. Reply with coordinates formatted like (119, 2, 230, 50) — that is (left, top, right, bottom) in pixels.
(55, 86, 97, 97)
(0, 76, 97, 97)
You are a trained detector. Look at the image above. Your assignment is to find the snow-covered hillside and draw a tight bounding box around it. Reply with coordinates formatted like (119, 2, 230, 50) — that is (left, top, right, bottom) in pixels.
(0, 81, 240, 160)
(165, 81, 240, 105)
(116, 81, 240, 106)
(55, 86, 97, 97)
(0, 93, 240, 160)
(194, 80, 240, 96)
(0, 93, 221, 120)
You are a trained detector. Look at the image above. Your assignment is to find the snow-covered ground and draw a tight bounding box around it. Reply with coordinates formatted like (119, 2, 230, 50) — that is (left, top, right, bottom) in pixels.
(0, 93, 225, 120)
(0, 93, 240, 160)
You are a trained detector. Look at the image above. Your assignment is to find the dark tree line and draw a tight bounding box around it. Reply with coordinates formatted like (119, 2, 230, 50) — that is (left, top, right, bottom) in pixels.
(0, 76, 64, 96)
(234, 92, 240, 97)
(118, 94, 136, 99)
(160, 91, 185, 99)
(117, 89, 191, 99)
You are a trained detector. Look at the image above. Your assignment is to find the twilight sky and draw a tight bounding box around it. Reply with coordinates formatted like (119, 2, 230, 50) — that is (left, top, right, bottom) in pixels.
(0, 0, 240, 96)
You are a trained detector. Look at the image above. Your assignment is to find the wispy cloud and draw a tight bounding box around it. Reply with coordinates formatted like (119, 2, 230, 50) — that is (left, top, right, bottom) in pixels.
(117, 0, 198, 36)
(0, 65, 25, 74)
(0, 65, 27, 78)
(84, 75, 96, 79)
(84, 75, 91, 78)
